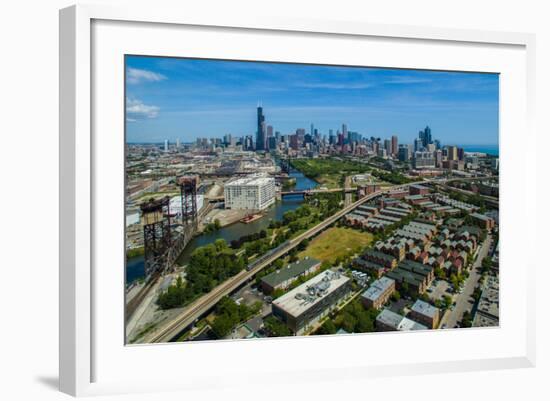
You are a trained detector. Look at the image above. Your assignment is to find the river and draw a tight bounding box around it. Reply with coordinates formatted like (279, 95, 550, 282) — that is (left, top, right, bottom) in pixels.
(125, 168, 317, 285)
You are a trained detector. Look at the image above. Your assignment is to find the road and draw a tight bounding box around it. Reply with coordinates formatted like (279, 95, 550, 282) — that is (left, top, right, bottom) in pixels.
(344, 176, 353, 207)
(141, 175, 491, 343)
(440, 234, 492, 328)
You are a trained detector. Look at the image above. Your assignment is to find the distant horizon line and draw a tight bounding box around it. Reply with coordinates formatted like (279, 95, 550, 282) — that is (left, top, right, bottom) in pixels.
(126, 141, 499, 147)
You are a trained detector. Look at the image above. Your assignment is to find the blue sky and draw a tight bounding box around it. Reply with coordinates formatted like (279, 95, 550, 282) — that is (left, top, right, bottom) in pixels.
(125, 56, 499, 146)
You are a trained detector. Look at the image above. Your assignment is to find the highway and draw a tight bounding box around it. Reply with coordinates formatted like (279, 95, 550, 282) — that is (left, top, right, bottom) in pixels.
(143, 175, 494, 343)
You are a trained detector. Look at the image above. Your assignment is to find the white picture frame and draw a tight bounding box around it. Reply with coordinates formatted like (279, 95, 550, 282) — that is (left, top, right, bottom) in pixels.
(59, 4, 536, 397)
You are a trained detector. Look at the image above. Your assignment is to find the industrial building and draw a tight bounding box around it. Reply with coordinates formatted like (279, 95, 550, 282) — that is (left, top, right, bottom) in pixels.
(272, 270, 352, 335)
(224, 174, 275, 210)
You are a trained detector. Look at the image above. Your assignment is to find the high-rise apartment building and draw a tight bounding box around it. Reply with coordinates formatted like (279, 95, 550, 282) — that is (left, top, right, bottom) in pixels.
(384, 139, 392, 156)
(398, 144, 411, 162)
(447, 145, 458, 161)
(391, 135, 398, 156)
(413, 151, 436, 169)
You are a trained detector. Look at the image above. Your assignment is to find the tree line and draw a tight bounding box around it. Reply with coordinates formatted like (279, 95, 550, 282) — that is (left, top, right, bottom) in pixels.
(157, 239, 245, 310)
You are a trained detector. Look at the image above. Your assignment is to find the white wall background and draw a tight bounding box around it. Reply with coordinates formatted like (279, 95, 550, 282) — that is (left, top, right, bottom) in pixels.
(0, 0, 547, 400)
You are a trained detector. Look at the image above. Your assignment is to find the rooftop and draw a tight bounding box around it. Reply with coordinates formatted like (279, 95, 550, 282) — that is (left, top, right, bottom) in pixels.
(411, 299, 439, 318)
(272, 270, 350, 318)
(225, 174, 274, 187)
(376, 309, 428, 331)
(362, 277, 395, 302)
(261, 257, 321, 288)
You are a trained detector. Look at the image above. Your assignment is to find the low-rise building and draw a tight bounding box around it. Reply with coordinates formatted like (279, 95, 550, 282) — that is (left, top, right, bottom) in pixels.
(386, 260, 434, 295)
(353, 258, 387, 278)
(361, 277, 396, 309)
(409, 184, 430, 196)
(272, 270, 352, 335)
(473, 275, 499, 327)
(361, 249, 398, 269)
(376, 309, 428, 331)
(409, 299, 440, 329)
(471, 212, 495, 230)
(260, 257, 321, 294)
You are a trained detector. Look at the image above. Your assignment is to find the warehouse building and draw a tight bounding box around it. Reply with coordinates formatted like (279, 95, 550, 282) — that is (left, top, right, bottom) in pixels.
(224, 174, 275, 210)
(272, 270, 352, 335)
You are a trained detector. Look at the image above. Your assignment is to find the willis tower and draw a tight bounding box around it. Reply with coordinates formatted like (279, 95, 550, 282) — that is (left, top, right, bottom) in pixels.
(256, 103, 266, 151)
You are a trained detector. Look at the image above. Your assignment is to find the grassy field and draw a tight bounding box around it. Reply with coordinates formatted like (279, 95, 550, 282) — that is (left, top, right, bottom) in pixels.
(298, 226, 373, 264)
(316, 174, 343, 189)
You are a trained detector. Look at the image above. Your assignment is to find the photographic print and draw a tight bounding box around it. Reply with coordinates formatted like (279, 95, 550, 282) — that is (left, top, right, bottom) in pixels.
(124, 56, 499, 344)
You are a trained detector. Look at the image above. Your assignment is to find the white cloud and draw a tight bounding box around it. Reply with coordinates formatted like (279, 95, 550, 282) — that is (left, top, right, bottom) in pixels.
(126, 67, 166, 84)
(126, 98, 159, 121)
(384, 76, 432, 85)
(297, 82, 374, 90)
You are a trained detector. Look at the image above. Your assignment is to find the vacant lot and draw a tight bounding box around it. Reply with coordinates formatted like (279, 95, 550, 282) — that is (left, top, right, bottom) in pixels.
(299, 227, 373, 264)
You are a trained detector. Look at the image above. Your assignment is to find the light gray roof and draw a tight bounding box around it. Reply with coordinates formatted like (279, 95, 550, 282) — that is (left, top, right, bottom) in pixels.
(362, 277, 395, 302)
(411, 299, 439, 318)
(261, 257, 321, 287)
(376, 309, 428, 331)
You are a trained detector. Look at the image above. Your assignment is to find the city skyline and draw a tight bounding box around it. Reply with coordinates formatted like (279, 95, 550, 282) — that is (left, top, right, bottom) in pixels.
(126, 56, 499, 146)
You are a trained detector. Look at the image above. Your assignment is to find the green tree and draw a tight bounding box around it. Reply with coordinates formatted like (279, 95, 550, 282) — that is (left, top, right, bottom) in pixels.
(264, 317, 291, 337)
(390, 290, 401, 302)
(443, 295, 453, 310)
(318, 320, 337, 335)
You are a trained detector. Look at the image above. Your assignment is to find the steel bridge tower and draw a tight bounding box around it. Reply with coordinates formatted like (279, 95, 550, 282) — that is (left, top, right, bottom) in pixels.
(178, 175, 199, 228)
(140, 196, 172, 277)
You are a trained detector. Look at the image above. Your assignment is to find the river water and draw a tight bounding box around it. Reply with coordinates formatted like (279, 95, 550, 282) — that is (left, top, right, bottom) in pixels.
(126, 168, 317, 285)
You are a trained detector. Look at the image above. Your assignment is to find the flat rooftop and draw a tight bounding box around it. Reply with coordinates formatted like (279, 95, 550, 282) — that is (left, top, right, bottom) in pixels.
(376, 308, 427, 331)
(362, 277, 395, 302)
(261, 257, 321, 288)
(411, 299, 439, 318)
(226, 174, 274, 187)
(272, 270, 350, 318)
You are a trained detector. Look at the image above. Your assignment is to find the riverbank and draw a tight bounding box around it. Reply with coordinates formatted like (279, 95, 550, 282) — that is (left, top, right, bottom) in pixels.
(126, 165, 318, 284)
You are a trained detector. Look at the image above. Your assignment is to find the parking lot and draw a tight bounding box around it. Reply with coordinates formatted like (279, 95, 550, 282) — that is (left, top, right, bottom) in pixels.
(232, 284, 272, 316)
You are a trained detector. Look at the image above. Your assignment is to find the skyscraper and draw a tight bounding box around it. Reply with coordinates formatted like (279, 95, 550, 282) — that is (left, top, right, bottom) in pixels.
(447, 145, 458, 161)
(398, 144, 411, 162)
(414, 138, 424, 152)
(256, 104, 266, 151)
(419, 126, 432, 148)
(391, 135, 398, 156)
(164, 139, 168, 152)
(384, 139, 392, 155)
